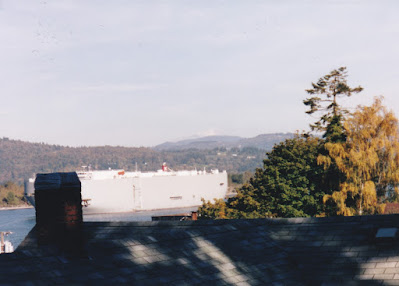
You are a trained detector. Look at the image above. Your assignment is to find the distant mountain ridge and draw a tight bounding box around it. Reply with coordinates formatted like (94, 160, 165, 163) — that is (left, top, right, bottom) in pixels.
(154, 133, 295, 151)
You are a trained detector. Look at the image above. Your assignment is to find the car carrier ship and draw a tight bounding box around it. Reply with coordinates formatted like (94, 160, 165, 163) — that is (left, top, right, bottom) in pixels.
(25, 165, 228, 214)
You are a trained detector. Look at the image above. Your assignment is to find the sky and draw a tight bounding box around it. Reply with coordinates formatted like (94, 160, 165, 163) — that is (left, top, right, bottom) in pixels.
(1, 1, 398, 147)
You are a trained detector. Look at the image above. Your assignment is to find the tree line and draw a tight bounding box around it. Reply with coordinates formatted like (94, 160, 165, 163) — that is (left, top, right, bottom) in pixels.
(199, 67, 399, 218)
(0, 140, 265, 184)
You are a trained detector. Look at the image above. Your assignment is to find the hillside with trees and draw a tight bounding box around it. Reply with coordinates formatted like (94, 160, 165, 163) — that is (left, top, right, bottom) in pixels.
(199, 67, 399, 219)
(0, 138, 272, 184)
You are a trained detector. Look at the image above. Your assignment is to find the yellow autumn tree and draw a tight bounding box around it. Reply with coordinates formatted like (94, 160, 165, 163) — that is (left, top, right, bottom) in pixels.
(320, 97, 399, 215)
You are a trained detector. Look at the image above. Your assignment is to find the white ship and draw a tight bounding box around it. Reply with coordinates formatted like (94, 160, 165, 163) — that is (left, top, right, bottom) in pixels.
(25, 165, 228, 214)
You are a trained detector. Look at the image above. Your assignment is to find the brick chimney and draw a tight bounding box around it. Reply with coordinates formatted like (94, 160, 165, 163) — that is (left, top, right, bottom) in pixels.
(34, 172, 83, 255)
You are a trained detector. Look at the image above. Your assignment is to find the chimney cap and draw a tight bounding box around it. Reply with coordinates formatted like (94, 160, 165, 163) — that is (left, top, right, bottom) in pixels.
(34, 172, 81, 191)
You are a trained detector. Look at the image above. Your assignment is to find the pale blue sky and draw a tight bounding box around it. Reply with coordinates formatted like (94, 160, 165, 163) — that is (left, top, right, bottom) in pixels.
(0, 1, 398, 147)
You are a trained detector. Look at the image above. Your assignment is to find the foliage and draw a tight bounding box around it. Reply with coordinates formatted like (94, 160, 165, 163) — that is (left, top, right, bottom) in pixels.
(230, 173, 244, 184)
(198, 199, 231, 220)
(320, 97, 399, 215)
(199, 135, 334, 219)
(200, 69, 399, 219)
(0, 182, 26, 207)
(0, 139, 268, 184)
(303, 67, 363, 141)
(5, 191, 16, 205)
(228, 172, 253, 185)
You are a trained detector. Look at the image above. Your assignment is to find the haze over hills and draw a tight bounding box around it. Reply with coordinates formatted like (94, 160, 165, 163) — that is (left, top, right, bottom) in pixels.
(154, 133, 295, 150)
(0, 133, 295, 183)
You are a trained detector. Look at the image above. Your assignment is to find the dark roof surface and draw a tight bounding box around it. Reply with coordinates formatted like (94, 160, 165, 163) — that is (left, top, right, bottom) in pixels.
(2, 215, 399, 285)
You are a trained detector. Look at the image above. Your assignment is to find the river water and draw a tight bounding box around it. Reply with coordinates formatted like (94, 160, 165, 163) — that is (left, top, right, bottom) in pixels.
(0, 208, 36, 249)
(0, 207, 198, 250)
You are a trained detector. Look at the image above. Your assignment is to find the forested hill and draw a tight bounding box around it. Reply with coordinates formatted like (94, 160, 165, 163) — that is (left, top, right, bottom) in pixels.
(0, 135, 292, 183)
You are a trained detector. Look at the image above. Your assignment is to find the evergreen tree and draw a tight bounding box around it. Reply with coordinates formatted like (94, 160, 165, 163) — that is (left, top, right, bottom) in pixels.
(199, 135, 334, 219)
(304, 67, 363, 142)
(303, 67, 362, 203)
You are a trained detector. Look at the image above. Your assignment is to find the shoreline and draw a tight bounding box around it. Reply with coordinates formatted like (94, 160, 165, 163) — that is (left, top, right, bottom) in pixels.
(0, 205, 34, 211)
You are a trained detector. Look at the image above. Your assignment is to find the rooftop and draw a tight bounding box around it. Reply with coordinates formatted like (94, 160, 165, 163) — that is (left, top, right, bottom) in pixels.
(2, 215, 399, 285)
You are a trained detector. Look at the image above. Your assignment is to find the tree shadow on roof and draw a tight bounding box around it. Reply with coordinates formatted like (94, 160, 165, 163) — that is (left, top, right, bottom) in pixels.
(11, 215, 399, 285)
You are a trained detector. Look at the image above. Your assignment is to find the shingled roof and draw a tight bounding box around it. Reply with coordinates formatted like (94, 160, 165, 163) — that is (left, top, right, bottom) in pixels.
(1, 215, 399, 285)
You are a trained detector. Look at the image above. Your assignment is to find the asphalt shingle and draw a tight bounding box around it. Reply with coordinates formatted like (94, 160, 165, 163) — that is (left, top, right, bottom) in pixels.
(2, 214, 399, 284)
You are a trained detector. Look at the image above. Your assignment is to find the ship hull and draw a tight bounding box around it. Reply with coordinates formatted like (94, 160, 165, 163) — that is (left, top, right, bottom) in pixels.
(25, 170, 228, 214)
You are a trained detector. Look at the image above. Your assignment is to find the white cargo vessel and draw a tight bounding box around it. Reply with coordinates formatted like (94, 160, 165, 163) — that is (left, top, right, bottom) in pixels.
(25, 166, 228, 214)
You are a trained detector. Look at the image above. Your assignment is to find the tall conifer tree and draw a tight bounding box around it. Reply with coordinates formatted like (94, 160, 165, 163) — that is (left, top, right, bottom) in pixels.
(304, 67, 363, 142)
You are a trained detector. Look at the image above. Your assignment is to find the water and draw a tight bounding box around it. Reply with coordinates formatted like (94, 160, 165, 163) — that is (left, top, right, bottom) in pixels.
(0, 206, 198, 250)
(0, 208, 36, 249)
